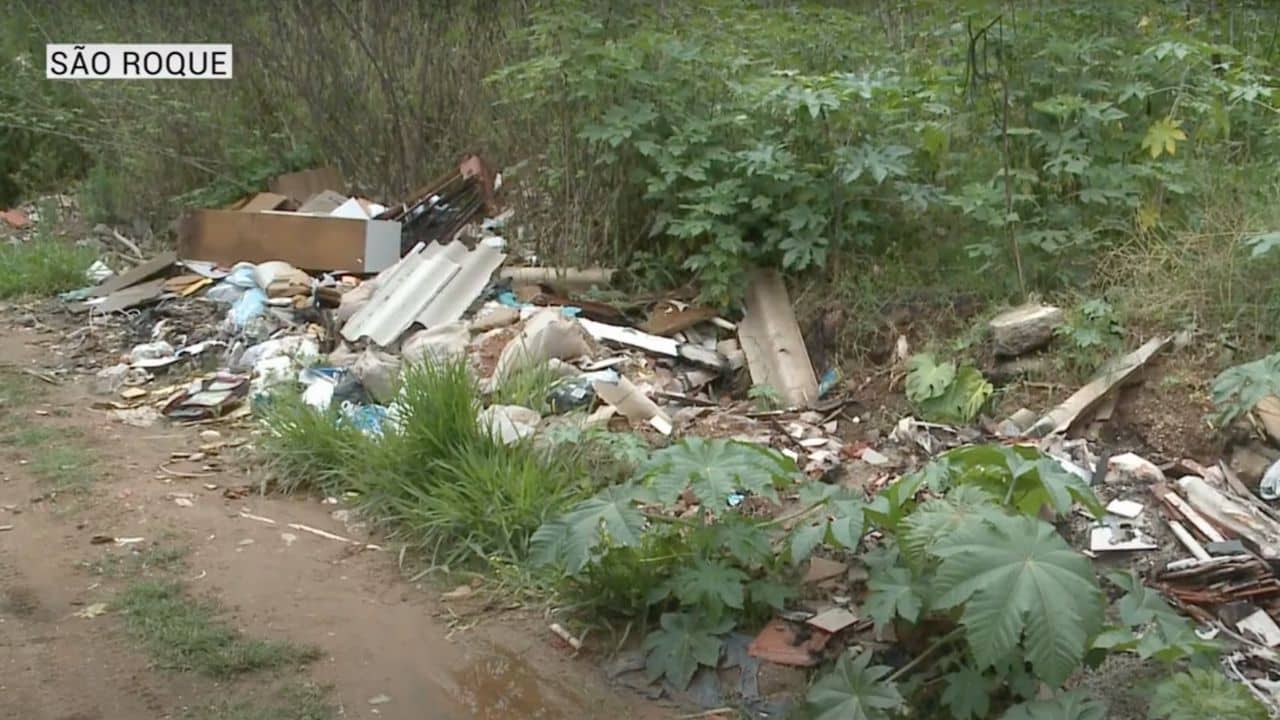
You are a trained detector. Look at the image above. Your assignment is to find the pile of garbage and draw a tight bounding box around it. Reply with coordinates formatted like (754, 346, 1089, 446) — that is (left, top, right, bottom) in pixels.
(38, 161, 854, 471)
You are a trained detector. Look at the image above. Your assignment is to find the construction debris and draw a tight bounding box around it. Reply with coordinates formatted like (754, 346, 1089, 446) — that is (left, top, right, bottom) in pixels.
(738, 269, 818, 408)
(1027, 336, 1170, 437)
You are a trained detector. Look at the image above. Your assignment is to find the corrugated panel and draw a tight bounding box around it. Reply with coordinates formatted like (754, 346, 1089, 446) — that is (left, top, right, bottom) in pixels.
(340, 240, 506, 347)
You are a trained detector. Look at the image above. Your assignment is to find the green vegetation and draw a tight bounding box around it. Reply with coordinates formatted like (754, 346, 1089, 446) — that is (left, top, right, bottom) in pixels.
(0, 235, 95, 298)
(88, 540, 189, 578)
(526, 440, 1262, 717)
(490, 362, 562, 415)
(0, 200, 96, 298)
(5, 1, 1278, 716)
(182, 683, 334, 720)
(1211, 352, 1280, 427)
(258, 359, 632, 570)
(114, 580, 319, 678)
(0, 396, 97, 492)
(1054, 299, 1126, 376)
(904, 354, 993, 424)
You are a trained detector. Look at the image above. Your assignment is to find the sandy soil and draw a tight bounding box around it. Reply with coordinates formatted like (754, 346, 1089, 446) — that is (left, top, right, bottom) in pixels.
(0, 321, 670, 720)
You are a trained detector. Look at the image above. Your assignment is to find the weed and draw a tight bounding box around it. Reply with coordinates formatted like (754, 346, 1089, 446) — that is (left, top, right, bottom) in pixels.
(490, 363, 561, 414)
(88, 541, 188, 578)
(0, 212, 96, 299)
(904, 353, 993, 423)
(378, 439, 588, 568)
(1054, 299, 1125, 376)
(182, 683, 334, 720)
(1210, 352, 1280, 428)
(1, 425, 61, 447)
(256, 391, 373, 496)
(747, 385, 781, 412)
(0, 372, 37, 411)
(114, 580, 318, 678)
(259, 358, 595, 570)
(359, 360, 591, 568)
(28, 444, 97, 492)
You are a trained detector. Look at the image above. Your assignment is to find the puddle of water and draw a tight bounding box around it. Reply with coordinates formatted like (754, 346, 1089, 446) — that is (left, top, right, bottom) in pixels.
(450, 648, 582, 719)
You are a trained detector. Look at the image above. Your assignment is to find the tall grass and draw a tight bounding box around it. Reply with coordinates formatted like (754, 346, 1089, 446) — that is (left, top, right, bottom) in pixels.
(257, 358, 596, 570)
(0, 236, 96, 298)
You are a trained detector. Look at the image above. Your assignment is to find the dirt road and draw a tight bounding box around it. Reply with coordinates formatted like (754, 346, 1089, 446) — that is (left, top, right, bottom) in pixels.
(0, 321, 666, 720)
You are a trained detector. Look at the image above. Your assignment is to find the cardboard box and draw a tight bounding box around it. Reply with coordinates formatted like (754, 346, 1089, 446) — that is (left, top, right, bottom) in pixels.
(177, 210, 401, 273)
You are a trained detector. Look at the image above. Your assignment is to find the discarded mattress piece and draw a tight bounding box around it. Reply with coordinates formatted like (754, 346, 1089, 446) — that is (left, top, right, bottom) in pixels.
(341, 240, 506, 346)
(738, 269, 818, 407)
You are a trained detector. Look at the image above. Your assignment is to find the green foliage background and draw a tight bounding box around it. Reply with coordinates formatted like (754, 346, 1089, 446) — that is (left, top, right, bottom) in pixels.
(4, 0, 1280, 353)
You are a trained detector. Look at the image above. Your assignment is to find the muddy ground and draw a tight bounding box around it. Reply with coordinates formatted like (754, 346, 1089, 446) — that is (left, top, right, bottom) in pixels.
(0, 319, 671, 720)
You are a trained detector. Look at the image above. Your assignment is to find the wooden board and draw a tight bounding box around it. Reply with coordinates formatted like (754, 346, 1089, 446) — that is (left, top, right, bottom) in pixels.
(738, 269, 818, 407)
(177, 210, 399, 273)
(88, 251, 176, 298)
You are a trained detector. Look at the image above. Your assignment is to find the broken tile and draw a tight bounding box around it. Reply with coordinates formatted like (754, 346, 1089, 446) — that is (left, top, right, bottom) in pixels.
(1089, 524, 1158, 552)
(747, 619, 830, 667)
(1237, 609, 1280, 648)
(1105, 499, 1144, 519)
(806, 607, 858, 634)
(803, 557, 847, 585)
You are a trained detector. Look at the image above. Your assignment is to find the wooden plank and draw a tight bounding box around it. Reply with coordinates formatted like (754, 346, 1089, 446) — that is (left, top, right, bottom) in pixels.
(1028, 336, 1170, 437)
(87, 251, 176, 298)
(177, 210, 398, 273)
(738, 269, 818, 407)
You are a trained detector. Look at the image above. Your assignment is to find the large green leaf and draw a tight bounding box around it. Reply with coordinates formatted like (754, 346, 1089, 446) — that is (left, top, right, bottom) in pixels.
(710, 517, 772, 568)
(905, 352, 955, 402)
(641, 437, 793, 511)
(805, 650, 905, 720)
(941, 665, 992, 720)
(898, 486, 1001, 565)
(788, 487, 865, 563)
(917, 365, 993, 424)
(921, 444, 1103, 519)
(1105, 572, 1220, 663)
(1001, 690, 1107, 720)
(864, 565, 924, 630)
(1149, 669, 1269, 720)
(747, 577, 794, 610)
(642, 611, 732, 690)
(931, 514, 1104, 685)
(528, 484, 649, 574)
(1210, 353, 1280, 427)
(659, 558, 747, 615)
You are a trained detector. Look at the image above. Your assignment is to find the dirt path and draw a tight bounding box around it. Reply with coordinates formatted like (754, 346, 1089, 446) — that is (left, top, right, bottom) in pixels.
(0, 321, 667, 720)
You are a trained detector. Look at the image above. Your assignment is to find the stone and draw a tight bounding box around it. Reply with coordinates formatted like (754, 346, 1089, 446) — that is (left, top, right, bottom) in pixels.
(989, 304, 1064, 357)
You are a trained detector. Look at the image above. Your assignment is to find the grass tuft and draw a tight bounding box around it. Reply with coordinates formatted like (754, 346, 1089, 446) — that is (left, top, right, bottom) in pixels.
(255, 391, 373, 496)
(258, 357, 597, 570)
(28, 443, 97, 491)
(490, 362, 562, 414)
(182, 682, 334, 720)
(114, 580, 319, 678)
(89, 541, 188, 578)
(0, 236, 96, 299)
